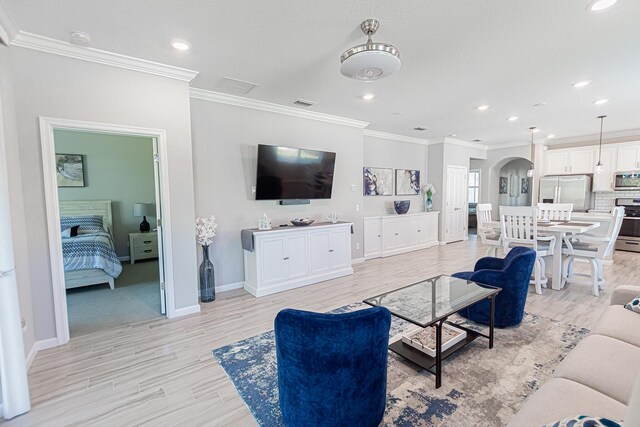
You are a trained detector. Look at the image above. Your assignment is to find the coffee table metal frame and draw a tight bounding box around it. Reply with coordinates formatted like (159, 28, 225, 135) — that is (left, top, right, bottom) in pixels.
(364, 275, 500, 389)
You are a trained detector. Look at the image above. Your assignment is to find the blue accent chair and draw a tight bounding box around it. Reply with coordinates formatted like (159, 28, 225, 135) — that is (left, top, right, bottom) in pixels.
(452, 246, 536, 327)
(275, 306, 391, 427)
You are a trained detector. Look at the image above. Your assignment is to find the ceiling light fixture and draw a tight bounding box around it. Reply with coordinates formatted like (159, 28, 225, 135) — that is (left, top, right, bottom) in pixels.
(547, 134, 556, 139)
(362, 94, 375, 101)
(527, 127, 537, 178)
(595, 115, 607, 173)
(477, 105, 490, 111)
(588, 0, 618, 11)
(340, 19, 401, 81)
(508, 116, 519, 122)
(573, 80, 591, 88)
(594, 99, 609, 105)
(171, 39, 191, 51)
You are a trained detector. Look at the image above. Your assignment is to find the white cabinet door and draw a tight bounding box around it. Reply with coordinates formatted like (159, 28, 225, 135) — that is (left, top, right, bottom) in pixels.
(364, 218, 382, 258)
(285, 235, 308, 280)
(416, 216, 430, 244)
(616, 146, 640, 171)
(545, 151, 569, 175)
(426, 214, 439, 243)
(260, 237, 287, 285)
(382, 219, 405, 250)
(406, 216, 422, 246)
(568, 149, 594, 174)
(593, 148, 617, 192)
(329, 229, 350, 269)
(309, 231, 330, 274)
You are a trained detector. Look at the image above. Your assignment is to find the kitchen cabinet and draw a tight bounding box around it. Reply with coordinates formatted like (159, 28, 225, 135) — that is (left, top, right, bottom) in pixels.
(592, 148, 617, 192)
(544, 149, 594, 175)
(616, 146, 640, 171)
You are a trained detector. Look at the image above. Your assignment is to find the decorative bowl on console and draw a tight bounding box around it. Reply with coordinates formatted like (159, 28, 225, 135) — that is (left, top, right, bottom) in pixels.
(291, 218, 315, 226)
(394, 200, 410, 215)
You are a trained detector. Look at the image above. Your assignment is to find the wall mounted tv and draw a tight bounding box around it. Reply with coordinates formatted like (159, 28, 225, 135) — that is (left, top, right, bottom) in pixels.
(255, 144, 336, 200)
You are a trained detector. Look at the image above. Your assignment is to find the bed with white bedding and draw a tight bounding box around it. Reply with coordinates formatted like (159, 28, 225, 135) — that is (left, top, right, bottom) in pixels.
(59, 200, 122, 290)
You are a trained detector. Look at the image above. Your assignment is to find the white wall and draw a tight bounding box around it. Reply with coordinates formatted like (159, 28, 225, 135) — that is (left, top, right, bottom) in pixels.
(9, 48, 198, 341)
(497, 158, 533, 207)
(55, 130, 156, 257)
(190, 98, 365, 287)
(363, 135, 428, 215)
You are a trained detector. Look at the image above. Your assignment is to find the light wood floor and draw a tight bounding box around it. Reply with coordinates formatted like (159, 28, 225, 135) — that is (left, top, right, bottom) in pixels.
(2, 238, 638, 427)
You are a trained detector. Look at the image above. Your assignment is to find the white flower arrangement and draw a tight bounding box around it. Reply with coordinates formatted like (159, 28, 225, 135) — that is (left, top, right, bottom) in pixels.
(422, 183, 436, 197)
(195, 215, 218, 246)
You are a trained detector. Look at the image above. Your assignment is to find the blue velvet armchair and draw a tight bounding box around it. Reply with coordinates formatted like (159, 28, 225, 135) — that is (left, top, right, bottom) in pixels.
(274, 306, 391, 427)
(452, 246, 536, 327)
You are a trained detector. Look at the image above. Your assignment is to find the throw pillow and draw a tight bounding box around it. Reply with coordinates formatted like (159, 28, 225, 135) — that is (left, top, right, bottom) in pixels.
(625, 294, 640, 313)
(544, 415, 621, 427)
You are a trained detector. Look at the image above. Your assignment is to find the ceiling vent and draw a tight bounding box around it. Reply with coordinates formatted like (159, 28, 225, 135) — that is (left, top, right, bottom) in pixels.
(473, 139, 483, 142)
(214, 77, 259, 95)
(413, 127, 429, 131)
(293, 99, 317, 108)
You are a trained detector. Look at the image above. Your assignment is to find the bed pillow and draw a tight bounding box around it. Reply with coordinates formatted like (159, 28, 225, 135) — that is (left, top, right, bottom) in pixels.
(61, 225, 80, 238)
(543, 415, 621, 427)
(60, 215, 105, 234)
(625, 294, 640, 313)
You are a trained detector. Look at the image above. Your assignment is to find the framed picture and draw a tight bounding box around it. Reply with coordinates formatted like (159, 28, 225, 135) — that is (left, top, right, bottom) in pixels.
(363, 167, 393, 196)
(56, 154, 85, 187)
(521, 177, 529, 194)
(499, 176, 508, 195)
(395, 169, 420, 195)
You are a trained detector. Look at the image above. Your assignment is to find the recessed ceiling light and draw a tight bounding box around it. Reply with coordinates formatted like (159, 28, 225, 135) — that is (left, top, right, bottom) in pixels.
(594, 98, 609, 105)
(508, 116, 519, 122)
(573, 80, 591, 88)
(450, 134, 457, 137)
(588, 0, 617, 11)
(547, 134, 556, 139)
(362, 94, 375, 101)
(477, 105, 490, 111)
(171, 39, 191, 51)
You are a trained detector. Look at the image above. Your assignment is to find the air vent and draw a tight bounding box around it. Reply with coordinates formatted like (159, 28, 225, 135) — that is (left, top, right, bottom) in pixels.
(293, 99, 317, 108)
(214, 77, 259, 95)
(533, 102, 548, 107)
(413, 127, 429, 131)
(473, 139, 483, 142)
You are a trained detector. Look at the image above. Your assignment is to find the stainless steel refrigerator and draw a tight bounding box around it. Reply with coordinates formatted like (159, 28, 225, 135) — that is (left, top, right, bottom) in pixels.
(538, 175, 593, 211)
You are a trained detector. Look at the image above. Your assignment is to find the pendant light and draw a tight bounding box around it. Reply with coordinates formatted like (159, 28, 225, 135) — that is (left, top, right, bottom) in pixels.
(595, 115, 606, 173)
(527, 127, 536, 178)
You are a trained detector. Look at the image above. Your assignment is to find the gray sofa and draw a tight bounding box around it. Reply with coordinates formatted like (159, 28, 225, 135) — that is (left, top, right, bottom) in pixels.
(509, 285, 640, 426)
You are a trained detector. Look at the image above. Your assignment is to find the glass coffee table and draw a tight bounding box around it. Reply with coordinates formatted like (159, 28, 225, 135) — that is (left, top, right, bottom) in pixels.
(363, 274, 500, 388)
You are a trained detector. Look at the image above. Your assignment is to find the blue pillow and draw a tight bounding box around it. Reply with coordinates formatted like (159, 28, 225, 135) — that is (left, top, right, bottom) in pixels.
(625, 294, 640, 314)
(60, 215, 105, 234)
(544, 415, 622, 427)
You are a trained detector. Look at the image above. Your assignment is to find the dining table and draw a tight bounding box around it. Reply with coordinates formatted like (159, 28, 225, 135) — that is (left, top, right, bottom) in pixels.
(487, 219, 600, 290)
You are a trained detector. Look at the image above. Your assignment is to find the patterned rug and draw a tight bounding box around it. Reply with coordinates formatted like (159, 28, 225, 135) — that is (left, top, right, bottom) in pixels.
(212, 303, 588, 426)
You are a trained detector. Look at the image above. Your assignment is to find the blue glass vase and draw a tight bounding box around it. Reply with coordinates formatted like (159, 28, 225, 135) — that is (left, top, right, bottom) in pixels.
(426, 197, 433, 212)
(199, 245, 215, 303)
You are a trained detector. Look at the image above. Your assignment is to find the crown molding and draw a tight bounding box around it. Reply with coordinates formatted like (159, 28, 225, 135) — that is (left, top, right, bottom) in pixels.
(363, 129, 429, 145)
(544, 128, 640, 147)
(485, 141, 530, 150)
(10, 31, 199, 82)
(442, 137, 489, 151)
(190, 88, 369, 129)
(0, 1, 18, 45)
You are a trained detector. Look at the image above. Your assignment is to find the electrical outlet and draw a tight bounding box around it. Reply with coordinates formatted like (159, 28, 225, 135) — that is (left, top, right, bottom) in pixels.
(351, 184, 356, 192)
(355, 242, 360, 250)
(355, 204, 360, 212)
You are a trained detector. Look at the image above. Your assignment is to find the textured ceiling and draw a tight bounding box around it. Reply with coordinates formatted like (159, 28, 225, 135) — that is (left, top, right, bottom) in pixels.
(4, 0, 640, 145)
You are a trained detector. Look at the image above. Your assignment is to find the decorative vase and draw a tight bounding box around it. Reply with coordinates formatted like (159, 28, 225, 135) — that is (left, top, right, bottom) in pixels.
(426, 196, 433, 212)
(394, 200, 411, 215)
(199, 245, 215, 303)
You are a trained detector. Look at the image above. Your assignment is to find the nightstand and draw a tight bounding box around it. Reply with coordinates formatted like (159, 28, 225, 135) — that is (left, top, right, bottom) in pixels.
(129, 231, 158, 264)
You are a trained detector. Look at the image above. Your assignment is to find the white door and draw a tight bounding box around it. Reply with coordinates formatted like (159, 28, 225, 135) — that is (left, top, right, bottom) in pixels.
(593, 148, 617, 192)
(445, 165, 467, 243)
(309, 231, 330, 274)
(363, 219, 382, 258)
(329, 229, 350, 269)
(152, 139, 166, 315)
(260, 237, 287, 285)
(568, 149, 594, 174)
(285, 235, 308, 279)
(545, 151, 569, 175)
(616, 146, 640, 171)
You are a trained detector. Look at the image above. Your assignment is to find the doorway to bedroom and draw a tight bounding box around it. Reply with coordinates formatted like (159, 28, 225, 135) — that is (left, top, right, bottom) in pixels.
(54, 129, 166, 337)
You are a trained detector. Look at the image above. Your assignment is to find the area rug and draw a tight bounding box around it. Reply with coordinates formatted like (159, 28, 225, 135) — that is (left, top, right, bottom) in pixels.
(212, 303, 588, 426)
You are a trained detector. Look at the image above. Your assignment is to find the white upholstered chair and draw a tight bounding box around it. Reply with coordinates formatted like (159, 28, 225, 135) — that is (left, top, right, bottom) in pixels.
(538, 203, 574, 221)
(500, 206, 555, 294)
(561, 207, 625, 296)
(476, 203, 501, 257)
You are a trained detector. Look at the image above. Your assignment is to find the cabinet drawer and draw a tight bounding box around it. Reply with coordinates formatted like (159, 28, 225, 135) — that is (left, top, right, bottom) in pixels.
(132, 235, 157, 247)
(134, 247, 158, 257)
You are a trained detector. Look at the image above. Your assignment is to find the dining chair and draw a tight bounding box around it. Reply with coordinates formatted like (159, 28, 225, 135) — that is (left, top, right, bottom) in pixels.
(561, 207, 625, 296)
(538, 203, 574, 221)
(500, 206, 555, 294)
(476, 203, 502, 257)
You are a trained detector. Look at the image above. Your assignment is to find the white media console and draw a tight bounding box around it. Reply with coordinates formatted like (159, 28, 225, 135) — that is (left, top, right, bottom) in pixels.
(364, 212, 440, 260)
(243, 222, 353, 297)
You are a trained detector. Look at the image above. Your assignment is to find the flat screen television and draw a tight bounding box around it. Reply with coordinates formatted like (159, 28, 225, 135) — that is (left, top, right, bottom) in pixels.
(255, 144, 336, 200)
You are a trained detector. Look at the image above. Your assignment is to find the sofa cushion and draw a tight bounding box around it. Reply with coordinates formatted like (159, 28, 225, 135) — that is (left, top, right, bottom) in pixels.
(591, 305, 640, 348)
(507, 378, 627, 427)
(624, 293, 640, 313)
(543, 415, 621, 427)
(553, 335, 640, 404)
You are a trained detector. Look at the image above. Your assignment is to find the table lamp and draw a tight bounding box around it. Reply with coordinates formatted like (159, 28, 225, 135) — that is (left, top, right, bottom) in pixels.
(133, 203, 154, 232)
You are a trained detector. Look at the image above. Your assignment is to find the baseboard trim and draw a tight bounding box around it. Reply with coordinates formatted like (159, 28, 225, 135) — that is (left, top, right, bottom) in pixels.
(26, 337, 60, 371)
(351, 257, 365, 264)
(118, 255, 131, 262)
(216, 282, 244, 292)
(171, 304, 201, 318)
